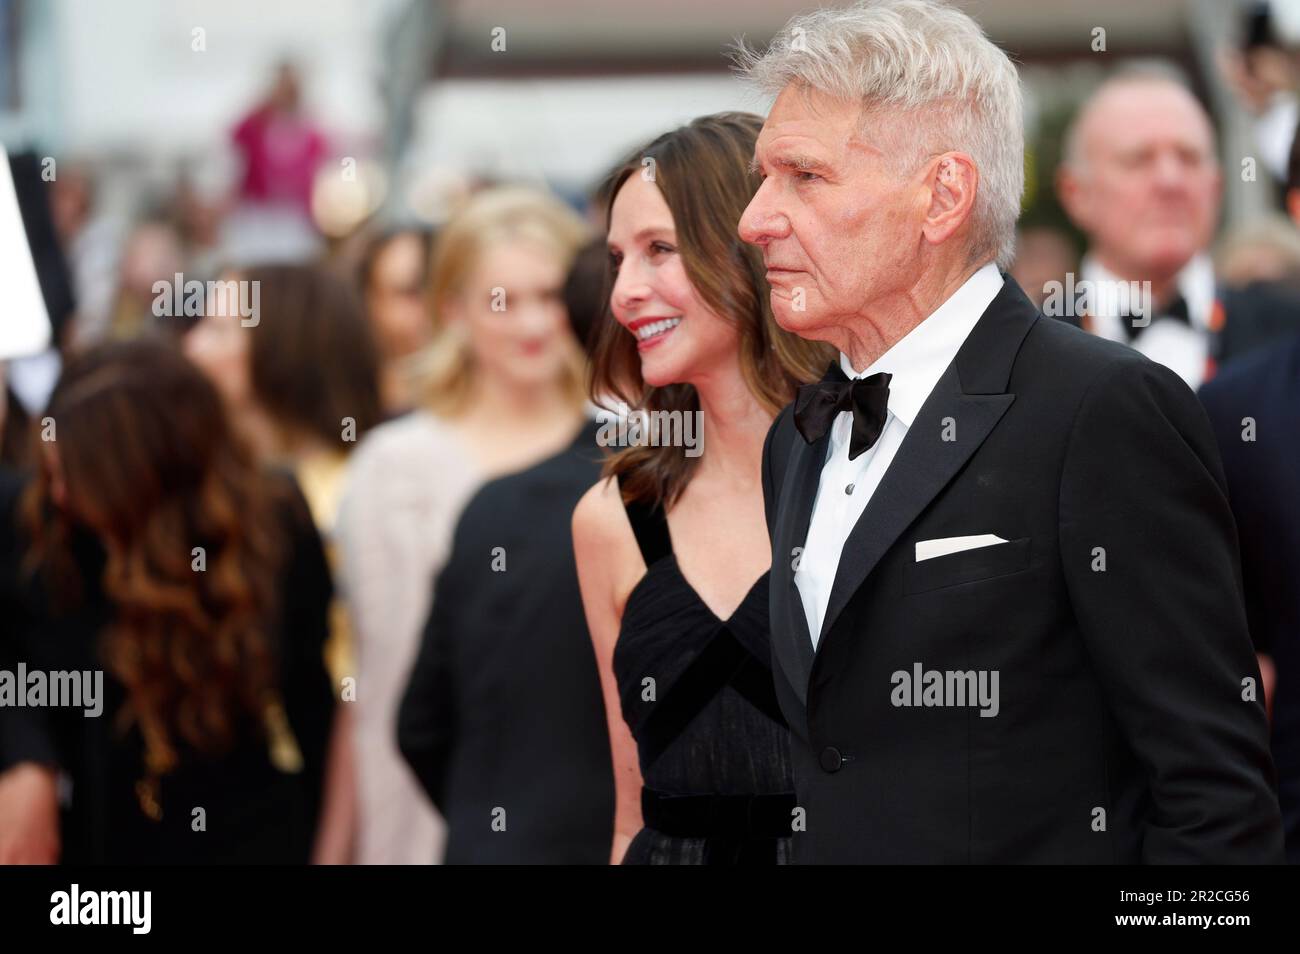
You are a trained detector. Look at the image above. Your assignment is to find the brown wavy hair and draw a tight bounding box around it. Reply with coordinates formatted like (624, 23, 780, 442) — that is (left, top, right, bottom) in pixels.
(589, 111, 833, 509)
(240, 262, 384, 447)
(22, 339, 284, 777)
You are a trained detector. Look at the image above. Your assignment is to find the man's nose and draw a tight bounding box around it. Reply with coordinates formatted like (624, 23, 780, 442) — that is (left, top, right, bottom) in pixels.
(739, 180, 788, 246)
(1151, 149, 1193, 192)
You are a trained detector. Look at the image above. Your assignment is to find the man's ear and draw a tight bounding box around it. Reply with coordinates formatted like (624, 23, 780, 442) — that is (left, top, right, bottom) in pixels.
(921, 152, 979, 249)
(1200, 159, 1223, 232)
(1056, 162, 1087, 229)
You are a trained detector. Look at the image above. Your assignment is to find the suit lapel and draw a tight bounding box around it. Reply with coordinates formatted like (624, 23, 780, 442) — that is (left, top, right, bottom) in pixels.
(814, 370, 1014, 651)
(770, 425, 828, 707)
(810, 276, 1041, 659)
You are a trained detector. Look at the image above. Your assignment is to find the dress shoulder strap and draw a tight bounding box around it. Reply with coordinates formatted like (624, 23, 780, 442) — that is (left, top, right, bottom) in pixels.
(616, 472, 673, 567)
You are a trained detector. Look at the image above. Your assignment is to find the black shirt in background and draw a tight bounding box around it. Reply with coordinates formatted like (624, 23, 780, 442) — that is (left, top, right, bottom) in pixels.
(398, 418, 615, 864)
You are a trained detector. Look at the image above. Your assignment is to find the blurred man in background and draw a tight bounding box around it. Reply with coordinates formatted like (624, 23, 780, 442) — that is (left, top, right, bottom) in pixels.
(1057, 67, 1222, 389)
(1059, 63, 1300, 386)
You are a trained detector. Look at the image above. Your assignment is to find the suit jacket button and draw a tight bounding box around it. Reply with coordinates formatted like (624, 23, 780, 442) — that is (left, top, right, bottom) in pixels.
(819, 746, 843, 772)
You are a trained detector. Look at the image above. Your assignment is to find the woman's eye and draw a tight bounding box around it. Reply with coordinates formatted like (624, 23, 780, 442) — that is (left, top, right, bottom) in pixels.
(649, 241, 675, 255)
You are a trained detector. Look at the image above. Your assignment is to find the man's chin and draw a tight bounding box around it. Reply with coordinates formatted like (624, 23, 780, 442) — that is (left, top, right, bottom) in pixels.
(771, 299, 826, 337)
(1134, 237, 1202, 276)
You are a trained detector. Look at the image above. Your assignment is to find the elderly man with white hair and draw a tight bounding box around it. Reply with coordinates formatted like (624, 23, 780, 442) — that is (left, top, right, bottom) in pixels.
(741, 0, 1283, 863)
(1056, 67, 1223, 390)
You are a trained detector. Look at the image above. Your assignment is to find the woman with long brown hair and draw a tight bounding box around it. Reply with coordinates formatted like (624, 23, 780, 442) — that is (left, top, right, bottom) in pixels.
(184, 262, 383, 863)
(1, 339, 335, 862)
(357, 227, 438, 416)
(572, 112, 832, 864)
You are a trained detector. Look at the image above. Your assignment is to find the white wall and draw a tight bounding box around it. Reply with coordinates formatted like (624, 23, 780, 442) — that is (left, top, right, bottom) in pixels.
(409, 73, 766, 196)
(48, 0, 393, 155)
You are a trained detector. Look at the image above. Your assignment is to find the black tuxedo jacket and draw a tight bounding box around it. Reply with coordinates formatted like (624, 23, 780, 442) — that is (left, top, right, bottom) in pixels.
(761, 276, 1284, 864)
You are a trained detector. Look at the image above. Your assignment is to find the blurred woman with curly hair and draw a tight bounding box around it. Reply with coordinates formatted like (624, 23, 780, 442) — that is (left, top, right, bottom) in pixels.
(0, 338, 335, 863)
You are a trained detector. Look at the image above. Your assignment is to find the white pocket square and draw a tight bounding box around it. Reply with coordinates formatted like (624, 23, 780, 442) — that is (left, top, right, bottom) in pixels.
(915, 534, 1009, 562)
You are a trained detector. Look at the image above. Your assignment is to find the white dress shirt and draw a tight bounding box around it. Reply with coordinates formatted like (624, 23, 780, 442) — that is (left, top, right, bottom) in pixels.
(1079, 253, 1215, 390)
(794, 263, 1005, 649)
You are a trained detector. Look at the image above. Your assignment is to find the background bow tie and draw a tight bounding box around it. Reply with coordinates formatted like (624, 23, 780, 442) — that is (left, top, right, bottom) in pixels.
(1114, 293, 1190, 343)
(793, 362, 892, 460)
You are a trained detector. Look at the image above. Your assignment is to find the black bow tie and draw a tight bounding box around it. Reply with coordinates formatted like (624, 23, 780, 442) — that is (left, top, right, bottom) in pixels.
(792, 361, 892, 461)
(1116, 294, 1189, 343)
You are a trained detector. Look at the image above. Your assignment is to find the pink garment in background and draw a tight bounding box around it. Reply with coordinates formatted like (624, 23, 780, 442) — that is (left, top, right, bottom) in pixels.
(231, 106, 327, 216)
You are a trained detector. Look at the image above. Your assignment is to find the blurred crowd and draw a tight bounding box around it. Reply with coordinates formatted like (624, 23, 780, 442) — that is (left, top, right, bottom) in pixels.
(1, 5, 1299, 865)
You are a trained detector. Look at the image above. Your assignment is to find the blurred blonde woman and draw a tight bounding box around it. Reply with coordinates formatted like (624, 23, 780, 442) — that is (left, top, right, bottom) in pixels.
(336, 187, 591, 864)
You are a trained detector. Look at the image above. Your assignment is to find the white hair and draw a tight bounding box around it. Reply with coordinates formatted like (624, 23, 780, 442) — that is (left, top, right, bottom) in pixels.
(734, 0, 1025, 269)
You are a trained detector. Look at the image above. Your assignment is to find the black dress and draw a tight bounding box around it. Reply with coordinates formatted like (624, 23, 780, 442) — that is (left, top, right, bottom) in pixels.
(0, 468, 335, 864)
(397, 419, 615, 863)
(612, 478, 795, 864)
